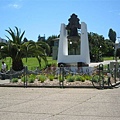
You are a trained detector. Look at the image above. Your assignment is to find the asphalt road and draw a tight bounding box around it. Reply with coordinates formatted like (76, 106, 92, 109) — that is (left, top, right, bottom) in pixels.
(0, 87, 120, 120)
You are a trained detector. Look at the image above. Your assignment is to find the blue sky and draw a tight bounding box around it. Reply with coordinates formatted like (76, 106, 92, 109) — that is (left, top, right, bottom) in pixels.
(0, 0, 120, 41)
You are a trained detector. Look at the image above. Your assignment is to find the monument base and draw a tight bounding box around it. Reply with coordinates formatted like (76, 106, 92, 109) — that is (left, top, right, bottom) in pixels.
(58, 62, 89, 67)
(58, 62, 93, 75)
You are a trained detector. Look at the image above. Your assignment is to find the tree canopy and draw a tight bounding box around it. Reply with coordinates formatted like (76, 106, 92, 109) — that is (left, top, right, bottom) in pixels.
(108, 28, 116, 43)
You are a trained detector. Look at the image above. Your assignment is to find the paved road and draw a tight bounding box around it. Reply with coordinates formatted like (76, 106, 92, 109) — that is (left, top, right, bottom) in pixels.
(0, 87, 120, 120)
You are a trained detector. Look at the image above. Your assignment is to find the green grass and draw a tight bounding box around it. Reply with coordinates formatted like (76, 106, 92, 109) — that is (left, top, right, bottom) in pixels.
(1, 56, 114, 71)
(103, 56, 114, 60)
(1, 57, 57, 70)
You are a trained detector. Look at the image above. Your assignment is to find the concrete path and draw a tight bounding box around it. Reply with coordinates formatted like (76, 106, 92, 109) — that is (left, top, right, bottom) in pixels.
(89, 60, 119, 67)
(0, 87, 120, 120)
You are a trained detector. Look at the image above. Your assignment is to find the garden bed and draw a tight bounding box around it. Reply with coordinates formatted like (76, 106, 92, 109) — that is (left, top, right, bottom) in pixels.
(1, 79, 93, 88)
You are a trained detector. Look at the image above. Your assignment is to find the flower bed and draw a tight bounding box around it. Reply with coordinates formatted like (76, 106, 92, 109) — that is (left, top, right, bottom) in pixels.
(4, 74, 93, 87)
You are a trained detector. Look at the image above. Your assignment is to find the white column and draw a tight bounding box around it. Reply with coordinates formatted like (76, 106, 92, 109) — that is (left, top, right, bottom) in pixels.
(81, 22, 90, 64)
(57, 23, 68, 63)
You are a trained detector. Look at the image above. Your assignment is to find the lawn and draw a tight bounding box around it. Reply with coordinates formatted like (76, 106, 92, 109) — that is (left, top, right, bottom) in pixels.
(1, 57, 57, 70)
(0, 56, 114, 71)
(103, 56, 114, 61)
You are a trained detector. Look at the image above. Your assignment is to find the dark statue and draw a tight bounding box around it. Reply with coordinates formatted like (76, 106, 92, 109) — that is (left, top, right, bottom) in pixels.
(66, 13, 81, 37)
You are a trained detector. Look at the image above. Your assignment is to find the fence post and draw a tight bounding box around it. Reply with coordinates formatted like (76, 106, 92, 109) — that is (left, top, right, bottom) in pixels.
(24, 66, 28, 88)
(98, 64, 104, 89)
(9, 67, 12, 82)
(118, 64, 120, 81)
(59, 64, 64, 88)
(114, 64, 117, 83)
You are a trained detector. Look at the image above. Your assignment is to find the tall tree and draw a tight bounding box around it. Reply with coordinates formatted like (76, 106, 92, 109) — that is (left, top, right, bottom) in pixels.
(88, 32, 106, 62)
(4, 27, 25, 70)
(108, 28, 116, 43)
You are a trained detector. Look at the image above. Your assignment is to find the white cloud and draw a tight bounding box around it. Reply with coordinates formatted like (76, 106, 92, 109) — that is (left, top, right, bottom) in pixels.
(8, 3, 21, 9)
(109, 10, 120, 16)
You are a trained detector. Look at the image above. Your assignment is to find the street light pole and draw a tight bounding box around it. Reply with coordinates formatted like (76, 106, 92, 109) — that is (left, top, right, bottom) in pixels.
(98, 45, 102, 62)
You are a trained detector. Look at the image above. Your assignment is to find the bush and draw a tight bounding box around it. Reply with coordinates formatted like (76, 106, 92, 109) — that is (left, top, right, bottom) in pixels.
(75, 75, 81, 81)
(54, 75, 58, 79)
(36, 74, 47, 83)
(21, 76, 25, 82)
(67, 75, 75, 82)
(27, 78, 35, 83)
(92, 75, 99, 83)
(48, 74, 54, 81)
(21, 74, 36, 83)
(75, 75, 85, 82)
(11, 78, 18, 83)
(83, 75, 92, 81)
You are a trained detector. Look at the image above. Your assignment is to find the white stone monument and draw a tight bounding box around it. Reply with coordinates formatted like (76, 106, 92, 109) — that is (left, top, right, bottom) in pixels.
(57, 22, 90, 67)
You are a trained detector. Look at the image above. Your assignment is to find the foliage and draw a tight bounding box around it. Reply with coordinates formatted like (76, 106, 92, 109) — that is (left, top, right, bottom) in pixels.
(108, 28, 116, 43)
(89, 32, 105, 62)
(0, 27, 50, 71)
(36, 74, 47, 83)
(11, 78, 18, 83)
(21, 74, 36, 83)
(88, 32, 114, 61)
(83, 75, 92, 81)
(66, 75, 75, 82)
(21, 75, 25, 82)
(75, 75, 85, 82)
(54, 75, 58, 79)
(66, 74, 93, 82)
(37, 34, 45, 42)
(27, 74, 36, 83)
(1, 27, 26, 71)
(47, 74, 54, 81)
(24, 40, 50, 68)
(103, 39, 114, 57)
(92, 75, 99, 83)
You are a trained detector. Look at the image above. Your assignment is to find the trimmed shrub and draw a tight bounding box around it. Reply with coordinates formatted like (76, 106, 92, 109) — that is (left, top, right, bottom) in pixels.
(21, 76, 25, 82)
(21, 74, 36, 83)
(75, 75, 81, 81)
(83, 75, 92, 81)
(48, 74, 54, 81)
(27, 74, 36, 83)
(36, 74, 47, 83)
(27, 78, 35, 83)
(75, 75, 85, 82)
(11, 78, 18, 83)
(67, 75, 75, 82)
(92, 75, 99, 83)
(54, 75, 58, 79)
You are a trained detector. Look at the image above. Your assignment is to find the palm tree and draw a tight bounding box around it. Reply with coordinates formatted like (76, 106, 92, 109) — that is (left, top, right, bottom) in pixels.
(23, 40, 50, 68)
(0, 27, 50, 71)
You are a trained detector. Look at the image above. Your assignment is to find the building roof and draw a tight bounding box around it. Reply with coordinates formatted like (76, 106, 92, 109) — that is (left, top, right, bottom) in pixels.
(0, 38, 7, 43)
